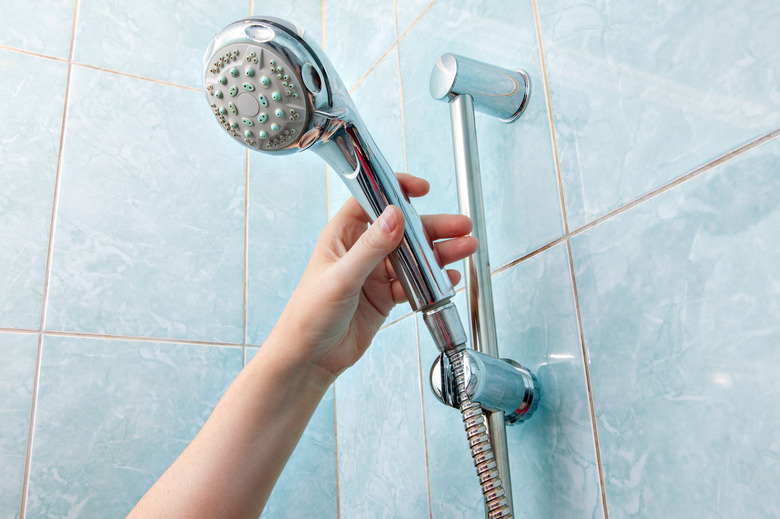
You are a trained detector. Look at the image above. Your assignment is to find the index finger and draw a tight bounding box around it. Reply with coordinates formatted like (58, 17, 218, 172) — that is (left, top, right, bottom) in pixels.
(396, 173, 430, 199)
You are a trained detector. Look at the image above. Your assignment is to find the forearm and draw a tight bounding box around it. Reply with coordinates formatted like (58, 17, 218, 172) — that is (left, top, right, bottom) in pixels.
(128, 334, 334, 519)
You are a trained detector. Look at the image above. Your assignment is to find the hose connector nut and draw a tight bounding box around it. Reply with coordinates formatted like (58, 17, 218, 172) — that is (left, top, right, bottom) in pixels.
(422, 302, 468, 352)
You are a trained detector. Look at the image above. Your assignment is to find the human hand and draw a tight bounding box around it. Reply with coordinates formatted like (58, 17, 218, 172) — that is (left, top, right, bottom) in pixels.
(128, 174, 476, 519)
(268, 173, 478, 383)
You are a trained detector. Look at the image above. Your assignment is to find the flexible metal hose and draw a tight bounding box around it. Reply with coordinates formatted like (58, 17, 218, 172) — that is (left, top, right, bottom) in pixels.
(445, 348, 512, 518)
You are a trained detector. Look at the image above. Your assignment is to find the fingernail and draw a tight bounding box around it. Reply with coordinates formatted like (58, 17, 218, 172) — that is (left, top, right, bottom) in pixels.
(377, 206, 396, 233)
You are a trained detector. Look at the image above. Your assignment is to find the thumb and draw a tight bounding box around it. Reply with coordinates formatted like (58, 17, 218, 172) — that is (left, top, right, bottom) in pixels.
(338, 205, 405, 285)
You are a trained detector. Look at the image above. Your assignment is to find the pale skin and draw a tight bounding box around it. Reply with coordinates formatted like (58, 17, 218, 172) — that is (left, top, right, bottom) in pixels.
(127, 174, 478, 518)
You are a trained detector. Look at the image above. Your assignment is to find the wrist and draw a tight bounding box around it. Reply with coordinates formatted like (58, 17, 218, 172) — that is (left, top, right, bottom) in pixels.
(256, 328, 338, 392)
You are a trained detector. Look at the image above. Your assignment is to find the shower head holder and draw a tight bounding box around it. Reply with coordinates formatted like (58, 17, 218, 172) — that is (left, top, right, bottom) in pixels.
(429, 53, 531, 123)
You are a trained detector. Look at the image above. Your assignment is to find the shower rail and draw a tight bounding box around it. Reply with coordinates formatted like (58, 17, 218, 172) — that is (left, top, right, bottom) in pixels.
(430, 53, 539, 518)
(452, 92, 514, 513)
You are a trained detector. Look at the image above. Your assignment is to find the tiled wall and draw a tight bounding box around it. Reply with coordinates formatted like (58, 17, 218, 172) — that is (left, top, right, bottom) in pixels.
(1, 1, 778, 518)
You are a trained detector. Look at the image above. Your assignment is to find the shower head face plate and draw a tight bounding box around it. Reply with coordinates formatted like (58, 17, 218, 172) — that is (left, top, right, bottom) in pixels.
(204, 43, 309, 151)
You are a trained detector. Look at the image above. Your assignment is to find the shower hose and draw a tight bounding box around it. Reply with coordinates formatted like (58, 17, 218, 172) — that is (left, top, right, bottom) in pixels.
(445, 347, 512, 518)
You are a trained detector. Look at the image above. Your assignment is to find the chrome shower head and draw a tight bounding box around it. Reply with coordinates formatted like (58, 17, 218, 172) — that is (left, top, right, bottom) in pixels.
(203, 17, 349, 154)
(203, 17, 466, 352)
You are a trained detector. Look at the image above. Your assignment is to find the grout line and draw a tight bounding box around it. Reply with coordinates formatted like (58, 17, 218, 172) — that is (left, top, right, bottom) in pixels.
(242, 0, 252, 361)
(72, 61, 200, 91)
(0, 44, 68, 64)
(243, 146, 251, 366)
(567, 127, 780, 240)
(37, 43, 76, 339)
(0, 44, 200, 92)
(348, 0, 437, 95)
(323, 0, 330, 219)
(0, 328, 38, 335)
(41, 329, 245, 348)
(531, 0, 607, 515)
(490, 128, 780, 280)
(493, 236, 567, 276)
(397, 0, 438, 42)
(332, 382, 341, 519)
(393, 0, 409, 171)
(349, 42, 398, 94)
(379, 308, 415, 331)
(322, 0, 327, 52)
(19, 2, 81, 516)
(326, 164, 332, 219)
(414, 317, 434, 519)
(20, 337, 43, 519)
(531, 0, 569, 235)
(244, 148, 251, 348)
(564, 237, 609, 518)
(393, 1, 410, 174)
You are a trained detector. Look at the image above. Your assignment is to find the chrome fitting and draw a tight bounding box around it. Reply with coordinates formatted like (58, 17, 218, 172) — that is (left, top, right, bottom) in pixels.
(430, 349, 540, 425)
(429, 53, 531, 123)
(422, 301, 468, 352)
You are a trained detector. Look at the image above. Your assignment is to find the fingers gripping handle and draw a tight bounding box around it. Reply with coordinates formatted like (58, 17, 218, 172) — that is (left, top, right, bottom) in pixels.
(316, 122, 456, 312)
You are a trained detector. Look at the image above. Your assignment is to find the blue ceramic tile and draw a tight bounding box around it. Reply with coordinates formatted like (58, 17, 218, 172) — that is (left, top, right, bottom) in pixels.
(261, 388, 337, 518)
(571, 138, 780, 517)
(538, 0, 780, 229)
(327, 171, 353, 222)
(0, 50, 68, 330)
(245, 349, 338, 519)
(0, 0, 75, 58)
(0, 332, 39, 517)
(25, 335, 242, 518)
(335, 316, 430, 516)
(45, 66, 245, 343)
(493, 245, 604, 518)
(351, 45, 406, 174)
(246, 151, 327, 344)
(399, 0, 565, 267)
(252, 0, 323, 46)
(325, 0, 397, 90)
(73, 0, 246, 87)
(421, 245, 604, 518)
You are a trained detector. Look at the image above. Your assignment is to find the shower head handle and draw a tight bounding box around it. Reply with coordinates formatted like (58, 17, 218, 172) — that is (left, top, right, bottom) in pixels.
(311, 115, 457, 312)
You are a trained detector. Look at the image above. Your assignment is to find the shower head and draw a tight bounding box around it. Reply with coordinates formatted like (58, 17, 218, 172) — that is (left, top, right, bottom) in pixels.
(202, 17, 465, 346)
(203, 17, 342, 153)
